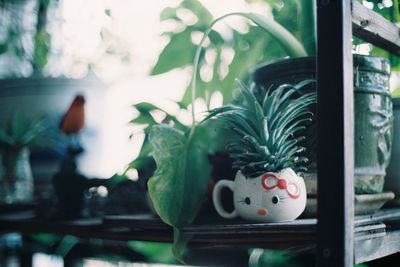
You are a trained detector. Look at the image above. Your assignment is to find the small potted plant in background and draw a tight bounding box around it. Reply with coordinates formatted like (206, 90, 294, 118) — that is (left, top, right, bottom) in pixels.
(0, 113, 48, 204)
(208, 79, 316, 223)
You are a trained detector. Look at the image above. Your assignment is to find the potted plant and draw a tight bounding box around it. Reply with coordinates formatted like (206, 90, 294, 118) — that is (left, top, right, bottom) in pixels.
(207, 79, 316, 223)
(0, 113, 49, 204)
(130, 0, 397, 261)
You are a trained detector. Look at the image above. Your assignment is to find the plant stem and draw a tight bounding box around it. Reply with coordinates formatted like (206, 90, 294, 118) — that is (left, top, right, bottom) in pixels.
(392, 0, 400, 23)
(190, 12, 307, 138)
(390, 0, 399, 65)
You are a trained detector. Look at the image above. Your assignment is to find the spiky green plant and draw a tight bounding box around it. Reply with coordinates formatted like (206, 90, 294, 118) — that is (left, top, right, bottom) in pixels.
(205, 79, 316, 178)
(0, 113, 48, 150)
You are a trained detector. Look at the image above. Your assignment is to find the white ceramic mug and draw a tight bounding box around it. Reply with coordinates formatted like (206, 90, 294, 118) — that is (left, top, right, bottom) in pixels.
(213, 168, 307, 223)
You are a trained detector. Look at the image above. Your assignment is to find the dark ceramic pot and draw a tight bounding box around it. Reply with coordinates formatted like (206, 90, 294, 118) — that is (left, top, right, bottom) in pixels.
(252, 55, 393, 194)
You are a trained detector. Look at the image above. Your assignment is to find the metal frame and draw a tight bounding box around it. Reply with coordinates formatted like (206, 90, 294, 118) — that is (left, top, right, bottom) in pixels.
(316, 0, 354, 266)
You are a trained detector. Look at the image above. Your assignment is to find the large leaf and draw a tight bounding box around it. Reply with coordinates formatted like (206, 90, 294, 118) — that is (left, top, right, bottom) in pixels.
(160, 6, 180, 21)
(147, 124, 211, 261)
(148, 124, 210, 227)
(180, 0, 213, 27)
(151, 29, 196, 75)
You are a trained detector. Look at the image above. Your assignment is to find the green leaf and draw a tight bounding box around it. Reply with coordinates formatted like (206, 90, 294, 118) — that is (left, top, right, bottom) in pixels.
(134, 102, 165, 113)
(128, 241, 177, 264)
(147, 124, 211, 228)
(392, 87, 400, 97)
(160, 7, 179, 21)
(130, 113, 156, 125)
(208, 30, 224, 45)
(237, 12, 307, 57)
(105, 8, 111, 17)
(55, 235, 79, 257)
(29, 233, 61, 247)
(107, 174, 128, 190)
(172, 228, 192, 263)
(151, 30, 196, 75)
(219, 32, 268, 104)
(33, 29, 51, 70)
(180, 0, 213, 27)
(0, 43, 7, 55)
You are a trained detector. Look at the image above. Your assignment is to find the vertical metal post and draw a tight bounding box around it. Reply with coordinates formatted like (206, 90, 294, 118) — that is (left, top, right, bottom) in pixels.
(316, 0, 354, 266)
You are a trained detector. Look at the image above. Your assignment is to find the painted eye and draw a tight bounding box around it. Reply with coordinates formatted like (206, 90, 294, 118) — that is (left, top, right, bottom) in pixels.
(245, 197, 251, 205)
(272, 196, 280, 204)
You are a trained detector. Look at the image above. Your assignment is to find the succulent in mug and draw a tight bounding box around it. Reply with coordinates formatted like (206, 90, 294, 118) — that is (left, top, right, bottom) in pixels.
(207, 79, 316, 222)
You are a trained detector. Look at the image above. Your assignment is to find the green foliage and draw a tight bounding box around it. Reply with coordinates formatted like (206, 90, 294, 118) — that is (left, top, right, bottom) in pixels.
(0, 113, 48, 149)
(0, 43, 6, 54)
(128, 241, 177, 264)
(0, 0, 53, 76)
(54, 235, 80, 257)
(249, 248, 324, 266)
(107, 173, 129, 190)
(152, 0, 313, 108)
(131, 102, 186, 132)
(151, 29, 196, 75)
(28, 234, 79, 257)
(29, 233, 62, 247)
(127, 101, 188, 179)
(33, 29, 51, 70)
(104, 8, 111, 17)
(132, 1, 316, 261)
(147, 124, 211, 261)
(392, 87, 400, 97)
(205, 79, 316, 177)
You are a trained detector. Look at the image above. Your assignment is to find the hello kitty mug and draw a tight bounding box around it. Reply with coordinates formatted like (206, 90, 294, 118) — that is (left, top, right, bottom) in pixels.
(212, 168, 307, 223)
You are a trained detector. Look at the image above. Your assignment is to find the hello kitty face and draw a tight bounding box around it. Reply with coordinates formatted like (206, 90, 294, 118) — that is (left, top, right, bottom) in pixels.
(233, 168, 306, 222)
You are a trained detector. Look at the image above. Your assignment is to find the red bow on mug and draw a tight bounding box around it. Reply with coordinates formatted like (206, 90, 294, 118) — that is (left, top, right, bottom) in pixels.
(261, 173, 301, 199)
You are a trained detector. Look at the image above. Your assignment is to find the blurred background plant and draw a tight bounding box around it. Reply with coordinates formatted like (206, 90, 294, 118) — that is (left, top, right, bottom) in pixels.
(0, 0, 57, 77)
(150, 0, 315, 108)
(0, 113, 56, 204)
(0, 0, 132, 79)
(0, 113, 49, 150)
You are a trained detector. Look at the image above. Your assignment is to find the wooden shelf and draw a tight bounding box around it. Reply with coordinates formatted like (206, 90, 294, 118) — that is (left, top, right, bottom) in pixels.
(1, 208, 400, 263)
(352, 0, 400, 56)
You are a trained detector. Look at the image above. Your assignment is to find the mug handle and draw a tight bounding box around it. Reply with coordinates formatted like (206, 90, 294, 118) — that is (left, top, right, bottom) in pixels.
(213, 180, 238, 219)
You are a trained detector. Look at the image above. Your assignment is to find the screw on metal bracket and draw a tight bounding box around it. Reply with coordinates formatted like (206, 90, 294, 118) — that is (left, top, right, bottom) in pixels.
(323, 248, 331, 258)
(360, 20, 369, 28)
(321, 0, 330, 6)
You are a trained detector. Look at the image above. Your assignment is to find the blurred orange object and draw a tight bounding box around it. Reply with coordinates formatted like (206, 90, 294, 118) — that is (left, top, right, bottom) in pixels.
(59, 95, 85, 135)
